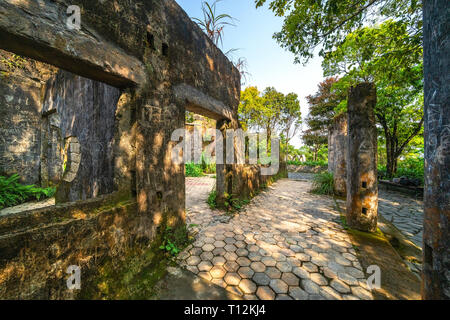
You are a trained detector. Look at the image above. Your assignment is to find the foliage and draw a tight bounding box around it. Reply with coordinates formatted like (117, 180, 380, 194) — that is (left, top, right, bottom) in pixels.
(378, 157, 424, 185)
(192, 0, 235, 48)
(302, 77, 345, 162)
(238, 86, 301, 153)
(185, 163, 205, 177)
(311, 172, 334, 196)
(200, 153, 216, 174)
(0, 174, 56, 209)
(159, 226, 191, 257)
(322, 20, 424, 177)
(255, 0, 422, 64)
(207, 189, 217, 209)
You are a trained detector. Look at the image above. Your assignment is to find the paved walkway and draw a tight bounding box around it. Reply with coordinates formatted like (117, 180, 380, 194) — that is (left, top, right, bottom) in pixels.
(180, 178, 373, 300)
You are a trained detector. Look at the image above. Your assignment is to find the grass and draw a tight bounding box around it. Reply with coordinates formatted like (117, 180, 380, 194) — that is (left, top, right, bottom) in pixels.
(310, 172, 334, 196)
(288, 160, 328, 167)
(0, 174, 56, 209)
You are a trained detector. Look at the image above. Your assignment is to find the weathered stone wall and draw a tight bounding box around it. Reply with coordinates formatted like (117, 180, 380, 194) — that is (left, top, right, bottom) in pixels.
(422, 0, 450, 300)
(0, 0, 241, 299)
(346, 83, 378, 232)
(0, 193, 152, 299)
(328, 114, 348, 196)
(0, 50, 57, 184)
(41, 70, 121, 202)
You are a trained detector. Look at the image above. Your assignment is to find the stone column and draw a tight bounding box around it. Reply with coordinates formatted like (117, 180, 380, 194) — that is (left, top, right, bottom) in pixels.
(329, 114, 348, 196)
(216, 119, 232, 207)
(346, 83, 378, 232)
(422, 0, 450, 300)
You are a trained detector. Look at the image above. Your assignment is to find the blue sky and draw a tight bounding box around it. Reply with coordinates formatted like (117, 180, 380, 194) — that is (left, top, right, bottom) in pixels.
(176, 0, 325, 147)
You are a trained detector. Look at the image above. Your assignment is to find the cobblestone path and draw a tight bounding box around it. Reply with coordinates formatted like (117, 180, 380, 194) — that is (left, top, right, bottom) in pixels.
(180, 178, 373, 300)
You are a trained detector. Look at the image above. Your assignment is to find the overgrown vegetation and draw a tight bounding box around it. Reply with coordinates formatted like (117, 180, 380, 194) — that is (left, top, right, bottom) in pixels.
(207, 189, 217, 209)
(310, 172, 334, 196)
(378, 157, 424, 185)
(185, 163, 205, 177)
(0, 174, 56, 209)
(159, 225, 192, 258)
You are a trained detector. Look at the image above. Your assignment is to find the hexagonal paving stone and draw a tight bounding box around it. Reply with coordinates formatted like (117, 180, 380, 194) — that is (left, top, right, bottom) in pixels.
(211, 278, 227, 289)
(319, 286, 342, 300)
(281, 273, 300, 286)
(224, 237, 236, 244)
(256, 286, 276, 300)
(310, 273, 328, 286)
(302, 279, 320, 295)
(239, 279, 257, 294)
(269, 279, 288, 294)
(198, 261, 213, 272)
(190, 247, 202, 256)
(224, 252, 238, 261)
(302, 262, 318, 273)
(276, 261, 293, 273)
(210, 266, 227, 279)
(252, 272, 270, 286)
(215, 234, 226, 241)
(248, 245, 259, 252)
(276, 294, 293, 300)
(224, 261, 240, 273)
(186, 256, 201, 266)
(248, 252, 262, 262)
(265, 267, 282, 279)
(200, 251, 214, 261)
(236, 248, 249, 257)
(272, 252, 287, 262)
(186, 265, 199, 275)
(213, 248, 226, 256)
(224, 273, 241, 286)
(204, 237, 215, 244)
(351, 286, 372, 300)
(202, 244, 215, 252)
(250, 262, 266, 273)
(261, 256, 277, 267)
(224, 244, 237, 252)
(212, 256, 226, 266)
(236, 257, 251, 267)
(224, 231, 235, 238)
(289, 286, 309, 300)
(226, 286, 243, 297)
(330, 279, 351, 294)
(198, 272, 212, 281)
(238, 267, 255, 279)
(214, 241, 226, 248)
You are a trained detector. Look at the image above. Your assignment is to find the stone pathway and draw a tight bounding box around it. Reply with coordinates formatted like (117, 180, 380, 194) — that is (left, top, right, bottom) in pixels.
(180, 178, 373, 300)
(378, 190, 423, 249)
(0, 197, 55, 217)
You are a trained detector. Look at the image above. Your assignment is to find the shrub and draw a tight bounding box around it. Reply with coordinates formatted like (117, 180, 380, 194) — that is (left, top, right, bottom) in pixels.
(0, 174, 56, 209)
(185, 163, 204, 177)
(311, 172, 334, 196)
(159, 225, 191, 257)
(207, 189, 217, 209)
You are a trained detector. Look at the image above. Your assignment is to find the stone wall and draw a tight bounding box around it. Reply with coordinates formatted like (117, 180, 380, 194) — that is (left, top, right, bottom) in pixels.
(0, 50, 57, 185)
(328, 114, 348, 196)
(41, 70, 121, 202)
(346, 83, 378, 233)
(422, 0, 450, 300)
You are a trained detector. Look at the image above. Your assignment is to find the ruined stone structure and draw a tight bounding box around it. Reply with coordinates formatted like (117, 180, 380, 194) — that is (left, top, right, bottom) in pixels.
(346, 83, 378, 233)
(0, 0, 252, 299)
(422, 0, 450, 300)
(328, 114, 348, 196)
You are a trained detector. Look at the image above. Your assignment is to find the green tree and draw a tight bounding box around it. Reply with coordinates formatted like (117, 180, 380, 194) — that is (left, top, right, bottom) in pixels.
(302, 77, 345, 161)
(255, 0, 422, 64)
(239, 87, 301, 153)
(322, 20, 424, 177)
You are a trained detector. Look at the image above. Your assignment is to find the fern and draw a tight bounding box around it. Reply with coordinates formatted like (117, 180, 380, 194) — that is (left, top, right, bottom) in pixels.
(0, 174, 56, 209)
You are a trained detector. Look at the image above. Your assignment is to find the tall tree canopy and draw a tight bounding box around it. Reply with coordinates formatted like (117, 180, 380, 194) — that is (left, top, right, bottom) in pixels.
(255, 0, 422, 63)
(239, 87, 301, 151)
(322, 20, 424, 177)
(302, 77, 345, 161)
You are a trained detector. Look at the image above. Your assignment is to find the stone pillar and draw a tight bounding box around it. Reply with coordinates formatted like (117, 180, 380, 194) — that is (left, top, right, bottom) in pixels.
(216, 119, 232, 207)
(329, 114, 348, 196)
(346, 83, 378, 232)
(422, 0, 450, 300)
